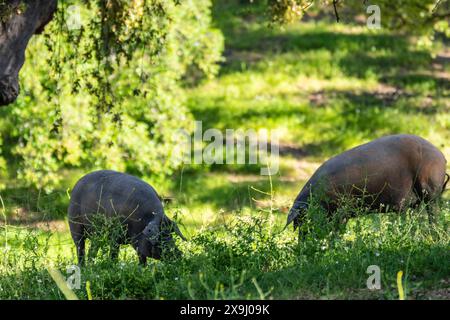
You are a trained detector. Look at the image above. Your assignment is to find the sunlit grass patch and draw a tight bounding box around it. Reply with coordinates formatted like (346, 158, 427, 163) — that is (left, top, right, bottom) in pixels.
(1, 203, 448, 299)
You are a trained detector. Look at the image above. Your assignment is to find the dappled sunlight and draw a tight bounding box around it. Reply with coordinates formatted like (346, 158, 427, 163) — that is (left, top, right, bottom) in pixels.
(0, 0, 449, 300)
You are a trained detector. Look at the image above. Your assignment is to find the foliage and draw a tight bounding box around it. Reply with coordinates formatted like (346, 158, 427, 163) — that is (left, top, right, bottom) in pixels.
(188, 16, 449, 160)
(237, 0, 450, 37)
(2, 0, 223, 189)
(255, 0, 450, 38)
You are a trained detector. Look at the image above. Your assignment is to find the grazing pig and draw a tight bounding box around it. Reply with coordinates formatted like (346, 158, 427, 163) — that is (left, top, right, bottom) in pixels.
(68, 170, 186, 265)
(286, 134, 449, 232)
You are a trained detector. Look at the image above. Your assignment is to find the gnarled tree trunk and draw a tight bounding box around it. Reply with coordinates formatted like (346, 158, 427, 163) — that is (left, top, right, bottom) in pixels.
(0, 0, 57, 106)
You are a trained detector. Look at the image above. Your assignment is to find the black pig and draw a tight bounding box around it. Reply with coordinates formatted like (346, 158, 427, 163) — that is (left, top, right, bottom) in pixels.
(286, 134, 449, 232)
(68, 170, 186, 265)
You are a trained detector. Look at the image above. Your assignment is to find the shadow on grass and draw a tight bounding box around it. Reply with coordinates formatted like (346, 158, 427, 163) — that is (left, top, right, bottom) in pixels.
(193, 3, 447, 159)
(218, 27, 432, 80)
(188, 97, 308, 131)
(190, 84, 446, 160)
(212, 0, 436, 86)
(381, 73, 450, 95)
(0, 186, 68, 223)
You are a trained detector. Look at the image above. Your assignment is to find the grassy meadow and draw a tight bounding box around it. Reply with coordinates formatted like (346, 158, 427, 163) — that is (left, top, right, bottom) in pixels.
(0, 2, 449, 299)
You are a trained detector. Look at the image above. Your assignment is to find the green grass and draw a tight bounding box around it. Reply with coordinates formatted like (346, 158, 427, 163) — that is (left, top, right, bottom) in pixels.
(0, 0, 449, 299)
(1, 205, 449, 299)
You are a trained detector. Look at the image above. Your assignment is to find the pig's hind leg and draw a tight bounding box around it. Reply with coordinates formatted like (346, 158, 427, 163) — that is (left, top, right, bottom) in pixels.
(414, 172, 445, 225)
(71, 232, 86, 267)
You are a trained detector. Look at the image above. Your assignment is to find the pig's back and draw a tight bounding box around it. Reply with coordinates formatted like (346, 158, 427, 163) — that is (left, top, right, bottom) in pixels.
(305, 134, 445, 195)
(68, 170, 163, 221)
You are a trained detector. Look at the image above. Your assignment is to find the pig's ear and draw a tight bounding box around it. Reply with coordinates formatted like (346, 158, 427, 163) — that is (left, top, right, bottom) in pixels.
(172, 221, 187, 241)
(284, 210, 300, 231)
(143, 220, 160, 245)
(284, 203, 306, 231)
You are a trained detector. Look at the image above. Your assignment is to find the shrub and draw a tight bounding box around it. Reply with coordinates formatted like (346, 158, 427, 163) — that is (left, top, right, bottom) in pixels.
(2, 0, 224, 190)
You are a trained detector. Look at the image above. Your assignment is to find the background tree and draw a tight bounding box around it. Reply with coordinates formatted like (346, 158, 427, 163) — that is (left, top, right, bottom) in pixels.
(0, 0, 448, 188)
(1, 0, 223, 189)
